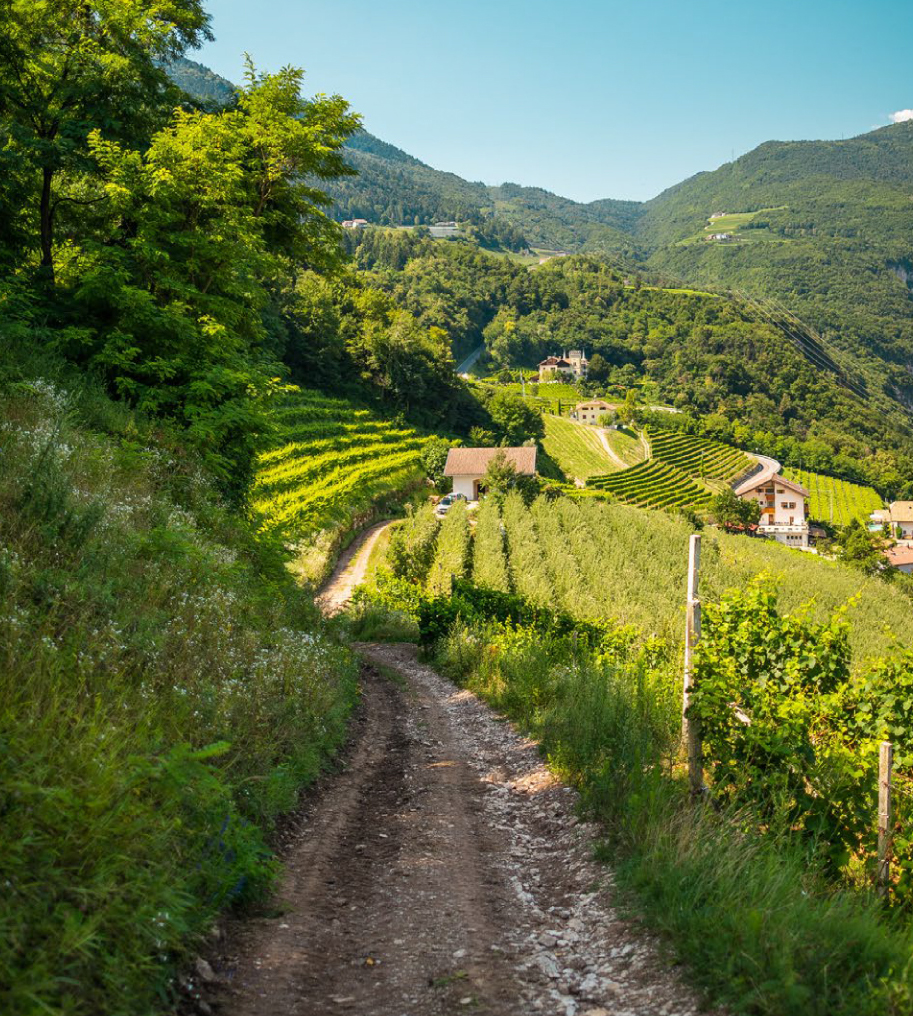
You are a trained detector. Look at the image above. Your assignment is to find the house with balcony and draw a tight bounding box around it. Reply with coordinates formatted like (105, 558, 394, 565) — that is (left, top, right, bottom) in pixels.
(734, 471, 811, 547)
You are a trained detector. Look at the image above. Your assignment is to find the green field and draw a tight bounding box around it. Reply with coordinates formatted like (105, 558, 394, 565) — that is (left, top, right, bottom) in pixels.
(253, 390, 428, 537)
(649, 429, 752, 484)
(676, 206, 788, 246)
(542, 415, 620, 480)
(585, 459, 713, 510)
(782, 467, 884, 525)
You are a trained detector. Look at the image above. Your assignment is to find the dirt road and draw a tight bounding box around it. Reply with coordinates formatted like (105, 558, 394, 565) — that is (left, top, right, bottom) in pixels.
(315, 520, 394, 615)
(207, 639, 708, 1016)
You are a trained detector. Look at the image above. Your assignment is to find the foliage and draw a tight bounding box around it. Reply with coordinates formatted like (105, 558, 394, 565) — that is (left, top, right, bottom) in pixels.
(0, 374, 357, 1016)
(483, 388, 545, 445)
(427, 501, 471, 594)
(827, 519, 893, 577)
(471, 497, 510, 592)
(385, 503, 440, 584)
(710, 487, 761, 528)
(421, 435, 452, 489)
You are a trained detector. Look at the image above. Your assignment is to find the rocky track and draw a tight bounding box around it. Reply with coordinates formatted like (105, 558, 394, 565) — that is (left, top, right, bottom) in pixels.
(202, 638, 712, 1016)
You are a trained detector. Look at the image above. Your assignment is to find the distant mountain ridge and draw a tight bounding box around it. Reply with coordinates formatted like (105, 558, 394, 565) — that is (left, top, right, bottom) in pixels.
(167, 57, 913, 414)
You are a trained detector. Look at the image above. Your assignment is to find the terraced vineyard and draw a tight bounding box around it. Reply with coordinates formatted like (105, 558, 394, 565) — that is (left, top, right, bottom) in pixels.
(585, 459, 713, 510)
(253, 390, 428, 536)
(542, 415, 619, 480)
(782, 468, 884, 526)
(649, 430, 752, 483)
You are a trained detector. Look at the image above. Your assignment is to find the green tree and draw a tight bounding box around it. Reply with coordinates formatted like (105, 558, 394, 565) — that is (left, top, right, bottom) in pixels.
(422, 436, 452, 490)
(68, 64, 359, 490)
(833, 519, 890, 576)
(483, 449, 518, 495)
(0, 0, 211, 281)
(487, 390, 544, 445)
(710, 488, 761, 529)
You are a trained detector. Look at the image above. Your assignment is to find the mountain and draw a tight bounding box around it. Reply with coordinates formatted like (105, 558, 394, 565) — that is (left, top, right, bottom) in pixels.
(165, 58, 913, 418)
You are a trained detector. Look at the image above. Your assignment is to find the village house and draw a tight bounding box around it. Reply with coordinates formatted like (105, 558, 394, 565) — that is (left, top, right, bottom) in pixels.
(706, 232, 733, 242)
(341, 218, 368, 230)
(443, 447, 537, 501)
(734, 470, 811, 547)
(571, 399, 613, 425)
(429, 221, 460, 238)
(885, 545, 913, 575)
(869, 501, 913, 540)
(538, 350, 588, 382)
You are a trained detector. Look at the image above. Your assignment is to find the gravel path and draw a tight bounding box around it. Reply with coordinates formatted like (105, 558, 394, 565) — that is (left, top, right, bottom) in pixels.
(205, 644, 713, 1016)
(315, 520, 394, 615)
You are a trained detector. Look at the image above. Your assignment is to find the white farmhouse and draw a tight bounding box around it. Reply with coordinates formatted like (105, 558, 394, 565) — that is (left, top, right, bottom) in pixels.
(734, 471, 811, 547)
(443, 447, 537, 501)
(571, 400, 613, 425)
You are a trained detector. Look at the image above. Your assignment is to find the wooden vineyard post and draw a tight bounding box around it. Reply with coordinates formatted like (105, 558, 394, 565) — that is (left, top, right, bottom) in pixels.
(682, 534, 704, 798)
(878, 740, 893, 896)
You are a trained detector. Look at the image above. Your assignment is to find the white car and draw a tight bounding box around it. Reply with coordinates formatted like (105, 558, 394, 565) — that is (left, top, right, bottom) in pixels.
(435, 492, 467, 516)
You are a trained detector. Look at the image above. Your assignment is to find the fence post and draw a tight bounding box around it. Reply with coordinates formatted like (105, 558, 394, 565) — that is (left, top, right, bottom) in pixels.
(683, 534, 704, 797)
(878, 740, 893, 896)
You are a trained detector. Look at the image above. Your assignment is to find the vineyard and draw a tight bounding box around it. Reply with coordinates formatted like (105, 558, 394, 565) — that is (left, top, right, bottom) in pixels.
(782, 467, 884, 525)
(541, 415, 628, 480)
(370, 492, 910, 662)
(252, 390, 428, 537)
(648, 429, 752, 483)
(585, 459, 713, 510)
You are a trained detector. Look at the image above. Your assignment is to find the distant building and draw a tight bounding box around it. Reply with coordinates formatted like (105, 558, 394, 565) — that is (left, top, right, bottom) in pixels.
(886, 544, 913, 574)
(341, 218, 368, 230)
(429, 222, 460, 238)
(870, 501, 913, 539)
(443, 447, 537, 501)
(571, 400, 613, 425)
(709, 211, 727, 220)
(707, 232, 733, 241)
(538, 350, 588, 382)
(734, 472, 811, 548)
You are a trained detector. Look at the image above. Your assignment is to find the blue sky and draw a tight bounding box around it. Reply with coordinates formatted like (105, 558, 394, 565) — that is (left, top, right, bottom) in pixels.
(196, 0, 912, 203)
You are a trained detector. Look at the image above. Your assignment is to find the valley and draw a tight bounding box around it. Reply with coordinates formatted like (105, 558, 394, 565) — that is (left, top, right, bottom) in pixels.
(4, 15, 913, 1016)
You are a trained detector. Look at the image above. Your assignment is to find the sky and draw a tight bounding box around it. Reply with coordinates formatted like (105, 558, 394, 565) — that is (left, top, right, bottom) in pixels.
(195, 0, 913, 204)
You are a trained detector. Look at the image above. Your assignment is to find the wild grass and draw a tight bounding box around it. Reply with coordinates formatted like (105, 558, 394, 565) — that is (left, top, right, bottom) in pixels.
(0, 375, 357, 1016)
(434, 621, 913, 1015)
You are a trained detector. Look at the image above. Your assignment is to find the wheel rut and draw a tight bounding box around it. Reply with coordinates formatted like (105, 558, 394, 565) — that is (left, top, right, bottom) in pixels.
(205, 644, 712, 1016)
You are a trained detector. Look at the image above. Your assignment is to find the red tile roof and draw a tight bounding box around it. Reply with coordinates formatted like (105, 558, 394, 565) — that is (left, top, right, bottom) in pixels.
(443, 447, 537, 476)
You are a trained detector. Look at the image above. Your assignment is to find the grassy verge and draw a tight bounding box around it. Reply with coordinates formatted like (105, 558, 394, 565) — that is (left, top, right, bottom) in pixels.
(0, 364, 358, 1015)
(430, 620, 913, 1015)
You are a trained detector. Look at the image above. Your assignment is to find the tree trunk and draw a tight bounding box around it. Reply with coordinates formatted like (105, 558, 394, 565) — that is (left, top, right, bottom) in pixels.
(39, 165, 55, 283)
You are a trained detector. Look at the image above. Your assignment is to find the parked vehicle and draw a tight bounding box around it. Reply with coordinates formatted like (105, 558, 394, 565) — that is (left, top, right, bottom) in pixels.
(435, 492, 467, 516)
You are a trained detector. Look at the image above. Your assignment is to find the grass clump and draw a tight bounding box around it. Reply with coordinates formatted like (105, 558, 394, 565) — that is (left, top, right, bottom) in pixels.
(0, 374, 358, 1016)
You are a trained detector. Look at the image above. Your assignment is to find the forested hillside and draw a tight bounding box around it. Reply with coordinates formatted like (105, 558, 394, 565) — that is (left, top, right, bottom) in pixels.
(347, 228, 913, 495)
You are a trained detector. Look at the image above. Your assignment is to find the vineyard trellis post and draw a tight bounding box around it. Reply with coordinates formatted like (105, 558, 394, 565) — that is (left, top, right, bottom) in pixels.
(878, 740, 893, 896)
(682, 533, 704, 797)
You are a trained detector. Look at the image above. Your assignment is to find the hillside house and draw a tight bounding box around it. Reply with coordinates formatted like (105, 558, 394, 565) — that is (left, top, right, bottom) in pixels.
(707, 232, 732, 242)
(443, 447, 537, 501)
(429, 221, 460, 238)
(571, 400, 613, 425)
(341, 218, 368, 230)
(886, 545, 913, 574)
(869, 502, 913, 539)
(734, 472, 811, 547)
(710, 211, 727, 219)
(538, 350, 588, 381)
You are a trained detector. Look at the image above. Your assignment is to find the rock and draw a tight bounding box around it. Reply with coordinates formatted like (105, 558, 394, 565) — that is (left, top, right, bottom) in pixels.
(194, 958, 216, 983)
(539, 932, 558, 948)
(197, 1002, 212, 1016)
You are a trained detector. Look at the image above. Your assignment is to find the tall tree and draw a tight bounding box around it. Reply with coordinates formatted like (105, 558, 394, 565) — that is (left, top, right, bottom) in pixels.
(0, 0, 211, 282)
